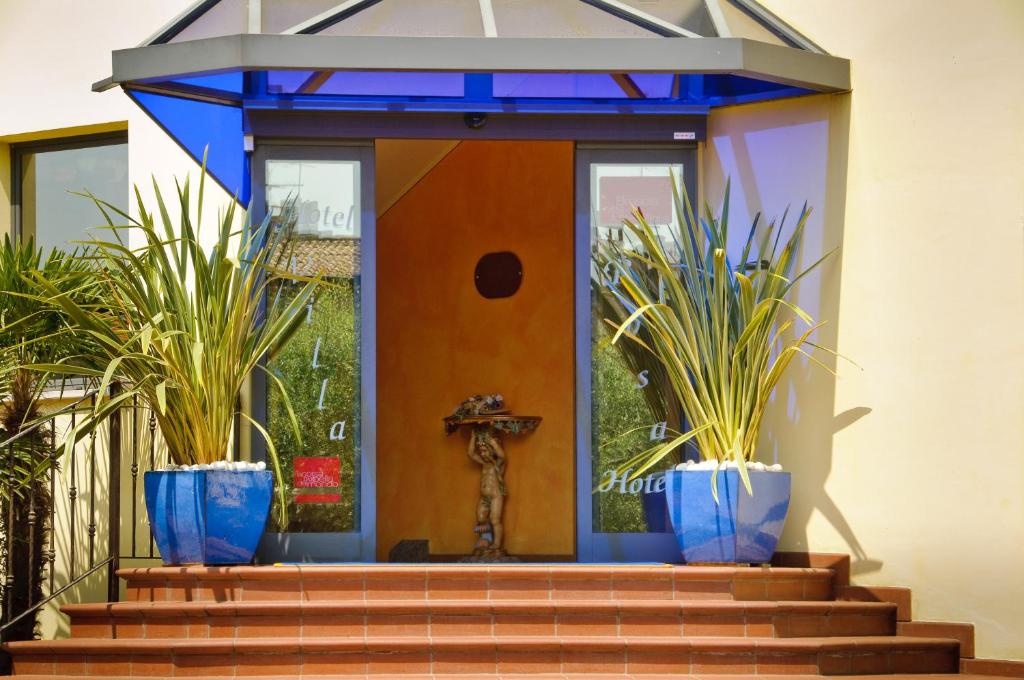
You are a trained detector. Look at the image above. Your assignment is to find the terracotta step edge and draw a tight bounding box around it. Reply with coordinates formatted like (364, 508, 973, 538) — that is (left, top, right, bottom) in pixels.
(117, 565, 835, 580)
(835, 584, 913, 621)
(63, 597, 894, 618)
(898, 620, 975, 658)
(4, 634, 961, 656)
(1, 676, 982, 680)
(0, 676, 969, 680)
(961, 656, 1024, 677)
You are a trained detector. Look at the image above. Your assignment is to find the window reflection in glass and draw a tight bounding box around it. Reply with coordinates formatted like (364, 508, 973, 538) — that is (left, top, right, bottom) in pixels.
(589, 163, 685, 534)
(265, 159, 361, 534)
(18, 140, 129, 253)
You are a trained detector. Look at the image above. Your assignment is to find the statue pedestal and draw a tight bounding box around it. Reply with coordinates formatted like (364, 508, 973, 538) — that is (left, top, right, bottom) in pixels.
(443, 413, 541, 561)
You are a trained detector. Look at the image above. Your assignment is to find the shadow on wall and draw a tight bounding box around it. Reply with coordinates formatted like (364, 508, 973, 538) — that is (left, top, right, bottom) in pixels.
(704, 93, 881, 576)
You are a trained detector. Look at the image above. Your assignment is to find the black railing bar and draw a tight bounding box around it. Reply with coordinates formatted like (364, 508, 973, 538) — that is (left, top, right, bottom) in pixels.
(4, 443, 14, 624)
(47, 426, 56, 594)
(87, 393, 97, 567)
(26, 443, 37, 625)
(130, 394, 138, 557)
(148, 411, 156, 558)
(68, 407, 77, 582)
(0, 556, 113, 641)
(107, 384, 122, 603)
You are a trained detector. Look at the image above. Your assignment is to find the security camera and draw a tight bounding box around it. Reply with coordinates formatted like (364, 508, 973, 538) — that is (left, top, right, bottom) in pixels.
(464, 112, 488, 129)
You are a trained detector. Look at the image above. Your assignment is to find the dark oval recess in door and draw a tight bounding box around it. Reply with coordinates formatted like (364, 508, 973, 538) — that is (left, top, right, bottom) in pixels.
(474, 251, 523, 299)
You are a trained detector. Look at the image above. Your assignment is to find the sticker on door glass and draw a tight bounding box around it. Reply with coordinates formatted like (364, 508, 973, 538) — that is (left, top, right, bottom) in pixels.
(294, 457, 342, 505)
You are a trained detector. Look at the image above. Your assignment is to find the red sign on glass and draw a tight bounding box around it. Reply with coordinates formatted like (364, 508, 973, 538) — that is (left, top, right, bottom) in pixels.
(599, 176, 674, 226)
(294, 457, 342, 505)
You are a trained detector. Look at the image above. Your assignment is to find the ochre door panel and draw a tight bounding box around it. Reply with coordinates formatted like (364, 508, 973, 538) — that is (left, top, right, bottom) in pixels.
(376, 140, 575, 560)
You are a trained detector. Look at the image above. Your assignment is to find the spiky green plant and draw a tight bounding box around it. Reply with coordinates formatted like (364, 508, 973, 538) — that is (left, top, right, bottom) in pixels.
(25, 171, 320, 522)
(596, 178, 835, 499)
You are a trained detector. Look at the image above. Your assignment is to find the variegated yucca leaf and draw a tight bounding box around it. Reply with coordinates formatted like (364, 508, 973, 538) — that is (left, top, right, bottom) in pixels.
(595, 177, 835, 499)
(25, 162, 321, 523)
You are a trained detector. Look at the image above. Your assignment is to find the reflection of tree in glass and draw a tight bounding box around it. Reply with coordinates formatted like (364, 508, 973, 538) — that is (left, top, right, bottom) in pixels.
(591, 324, 674, 534)
(267, 279, 359, 533)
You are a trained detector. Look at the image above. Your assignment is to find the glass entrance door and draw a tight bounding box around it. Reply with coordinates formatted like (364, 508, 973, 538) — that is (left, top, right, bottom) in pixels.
(252, 144, 376, 562)
(575, 146, 697, 562)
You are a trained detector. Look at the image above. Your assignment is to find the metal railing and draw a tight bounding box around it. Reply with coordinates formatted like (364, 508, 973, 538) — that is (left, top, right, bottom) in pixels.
(0, 384, 162, 643)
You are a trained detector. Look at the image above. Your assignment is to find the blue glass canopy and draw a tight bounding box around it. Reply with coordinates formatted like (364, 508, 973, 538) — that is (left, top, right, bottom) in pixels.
(103, 1, 848, 203)
(127, 89, 249, 203)
(162, 69, 811, 108)
(122, 63, 819, 201)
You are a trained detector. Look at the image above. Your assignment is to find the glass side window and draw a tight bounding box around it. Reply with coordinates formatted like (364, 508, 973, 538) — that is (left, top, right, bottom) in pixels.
(589, 162, 685, 534)
(17, 138, 129, 253)
(264, 159, 362, 533)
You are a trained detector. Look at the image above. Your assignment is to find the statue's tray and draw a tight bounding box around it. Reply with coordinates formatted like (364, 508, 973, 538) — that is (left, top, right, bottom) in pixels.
(443, 414, 542, 436)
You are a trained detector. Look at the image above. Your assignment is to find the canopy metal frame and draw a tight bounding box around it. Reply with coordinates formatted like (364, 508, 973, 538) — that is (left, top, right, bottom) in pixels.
(99, 0, 848, 110)
(94, 0, 850, 205)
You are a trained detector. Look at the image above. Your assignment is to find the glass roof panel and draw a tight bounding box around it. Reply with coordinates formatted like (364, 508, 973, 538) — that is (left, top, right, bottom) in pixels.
(260, 0, 343, 33)
(700, 73, 810, 104)
(318, 0, 486, 37)
(718, 1, 788, 46)
(145, 0, 826, 54)
(267, 70, 312, 94)
(171, 72, 245, 94)
(318, 72, 465, 97)
(491, 0, 658, 38)
(494, 73, 633, 99)
(168, 0, 247, 43)
(620, 0, 717, 36)
(630, 73, 675, 98)
(150, 69, 811, 107)
(266, 71, 465, 97)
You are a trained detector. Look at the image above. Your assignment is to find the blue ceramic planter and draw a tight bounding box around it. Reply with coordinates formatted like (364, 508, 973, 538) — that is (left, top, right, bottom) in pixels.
(143, 469, 273, 565)
(641, 472, 670, 533)
(664, 468, 791, 564)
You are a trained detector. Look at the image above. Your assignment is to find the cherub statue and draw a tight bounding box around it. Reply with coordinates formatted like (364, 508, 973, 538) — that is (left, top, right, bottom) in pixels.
(456, 394, 505, 416)
(467, 426, 507, 557)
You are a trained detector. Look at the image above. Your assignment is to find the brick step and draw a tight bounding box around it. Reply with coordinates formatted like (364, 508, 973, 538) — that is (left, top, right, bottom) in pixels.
(64, 599, 895, 640)
(6, 635, 960, 676)
(120, 565, 835, 604)
(8, 675, 992, 680)
(835, 585, 913, 621)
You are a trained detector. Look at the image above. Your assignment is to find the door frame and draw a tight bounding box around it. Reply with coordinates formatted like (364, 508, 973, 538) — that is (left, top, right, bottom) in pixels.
(250, 141, 377, 563)
(244, 124, 702, 563)
(574, 144, 698, 563)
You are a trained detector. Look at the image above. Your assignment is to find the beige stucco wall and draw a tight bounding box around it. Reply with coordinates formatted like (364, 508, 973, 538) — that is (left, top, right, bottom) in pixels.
(0, 0, 234, 235)
(704, 0, 1024, 661)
